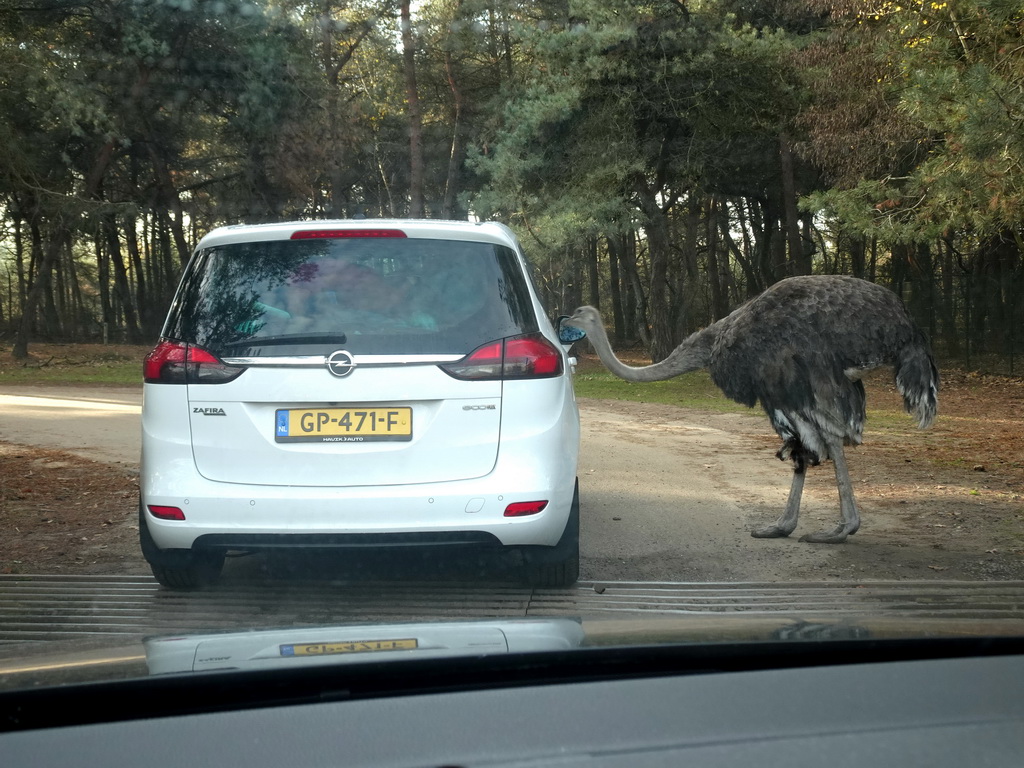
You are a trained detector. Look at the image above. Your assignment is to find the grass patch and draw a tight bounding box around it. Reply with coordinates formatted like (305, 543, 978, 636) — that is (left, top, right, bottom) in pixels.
(1, 343, 146, 387)
(572, 366, 752, 414)
(860, 409, 920, 435)
(0, 364, 139, 386)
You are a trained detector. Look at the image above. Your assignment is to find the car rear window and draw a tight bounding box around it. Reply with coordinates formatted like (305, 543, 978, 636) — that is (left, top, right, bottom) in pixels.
(163, 237, 539, 356)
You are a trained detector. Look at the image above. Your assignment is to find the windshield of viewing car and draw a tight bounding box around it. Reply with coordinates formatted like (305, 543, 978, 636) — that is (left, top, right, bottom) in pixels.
(164, 238, 537, 355)
(1, 0, 1023, 701)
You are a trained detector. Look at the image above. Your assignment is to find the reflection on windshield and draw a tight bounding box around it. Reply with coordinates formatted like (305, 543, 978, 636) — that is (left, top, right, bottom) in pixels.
(144, 619, 585, 675)
(0, 0, 1022, 702)
(165, 239, 536, 355)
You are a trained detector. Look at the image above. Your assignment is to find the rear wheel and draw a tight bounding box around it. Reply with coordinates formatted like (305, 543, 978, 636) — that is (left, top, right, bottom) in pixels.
(523, 551, 580, 589)
(521, 480, 580, 588)
(148, 550, 225, 590)
(139, 508, 225, 590)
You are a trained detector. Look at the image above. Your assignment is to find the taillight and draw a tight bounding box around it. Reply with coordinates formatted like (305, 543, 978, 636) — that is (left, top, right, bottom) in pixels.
(441, 334, 563, 381)
(148, 505, 186, 521)
(143, 341, 245, 384)
(504, 501, 549, 517)
(442, 340, 503, 380)
(290, 229, 407, 239)
(504, 336, 562, 377)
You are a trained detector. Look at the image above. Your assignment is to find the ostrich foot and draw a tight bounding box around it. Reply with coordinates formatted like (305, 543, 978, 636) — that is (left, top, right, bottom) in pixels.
(752, 467, 805, 539)
(751, 523, 796, 538)
(798, 524, 850, 544)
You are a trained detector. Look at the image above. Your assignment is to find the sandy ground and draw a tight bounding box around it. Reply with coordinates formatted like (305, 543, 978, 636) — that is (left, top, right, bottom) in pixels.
(0, 345, 1022, 583)
(577, 398, 1024, 582)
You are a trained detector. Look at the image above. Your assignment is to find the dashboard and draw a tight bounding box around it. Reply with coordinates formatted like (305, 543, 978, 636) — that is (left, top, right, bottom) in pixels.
(3, 641, 1023, 767)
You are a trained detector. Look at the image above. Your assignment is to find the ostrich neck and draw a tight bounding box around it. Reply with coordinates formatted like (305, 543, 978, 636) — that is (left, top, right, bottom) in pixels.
(587, 320, 716, 382)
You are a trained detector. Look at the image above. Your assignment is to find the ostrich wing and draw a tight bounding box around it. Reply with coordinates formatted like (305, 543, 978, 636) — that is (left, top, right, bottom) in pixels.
(708, 276, 931, 460)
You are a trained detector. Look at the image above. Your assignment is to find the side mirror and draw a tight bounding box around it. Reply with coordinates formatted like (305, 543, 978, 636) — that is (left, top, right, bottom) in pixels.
(556, 315, 586, 345)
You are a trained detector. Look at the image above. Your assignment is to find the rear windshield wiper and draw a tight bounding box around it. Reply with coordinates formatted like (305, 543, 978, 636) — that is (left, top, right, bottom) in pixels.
(219, 332, 348, 349)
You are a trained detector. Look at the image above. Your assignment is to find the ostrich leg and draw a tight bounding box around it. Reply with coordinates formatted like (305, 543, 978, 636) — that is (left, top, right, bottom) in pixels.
(799, 440, 860, 543)
(750, 464, 805, 538)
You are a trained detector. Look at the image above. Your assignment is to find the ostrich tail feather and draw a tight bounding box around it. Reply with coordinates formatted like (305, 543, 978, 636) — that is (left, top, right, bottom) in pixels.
(895, 346, 939, 429)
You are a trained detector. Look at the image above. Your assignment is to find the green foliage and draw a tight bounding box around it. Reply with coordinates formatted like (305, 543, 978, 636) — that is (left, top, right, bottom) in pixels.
(470, 0, 808, 266)
(0, 0, 1021, 372)
(804, 0, 1024, 241)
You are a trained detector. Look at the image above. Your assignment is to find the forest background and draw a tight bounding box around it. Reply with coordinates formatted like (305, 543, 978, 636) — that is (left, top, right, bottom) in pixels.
(1, 0, 1021, 372)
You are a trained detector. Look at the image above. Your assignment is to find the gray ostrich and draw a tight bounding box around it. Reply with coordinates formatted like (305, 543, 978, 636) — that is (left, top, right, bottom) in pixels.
(568, 275, 939, 543)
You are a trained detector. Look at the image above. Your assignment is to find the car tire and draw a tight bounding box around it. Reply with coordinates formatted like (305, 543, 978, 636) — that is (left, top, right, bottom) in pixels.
(521, 480, 580, 588)
(139, 507, 225, 590)
(148, 551, 225, 590)
(524, 552, 580, 589)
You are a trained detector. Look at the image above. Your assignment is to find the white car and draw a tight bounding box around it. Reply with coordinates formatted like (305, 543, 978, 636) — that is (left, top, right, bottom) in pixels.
(140, 220, 581, 589)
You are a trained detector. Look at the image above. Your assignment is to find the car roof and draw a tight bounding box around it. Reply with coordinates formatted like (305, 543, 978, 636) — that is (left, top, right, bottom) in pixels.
(194, 220, 520, 251)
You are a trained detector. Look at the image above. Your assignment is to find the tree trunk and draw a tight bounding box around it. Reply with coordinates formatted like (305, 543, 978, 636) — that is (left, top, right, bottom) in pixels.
(607, 234, 625, 343)
(681, 195, 700, 281)
(147, 146, 192, 266)
(45, 234, 66, 337)
(125, 215, 153, 338)
(585, 237, 600, 308)
(319, 4, 373, 219)
(720, 201, 759, 295)
(156, 211, 177, 293)
(849, 234, 866, 279)
(779, 133, 810, 276)
(939, 235, 960, 355)
(751, 197, 780, 286)
(96, 228, 113, 340)
(733, 200, 762, 297)
(635, 178, 674, 361)
(12, 223, 63, 358)
(106, 215, 141, 343)
(401, 1, 424, 218)
(800, 211, 817, 272)
(64, 235, 86, 339)
(705, 196, 729, 319)
(915, 241, 937, 340)
(610, 231, 646, 345)
(442, 47, 464, 219)
(12, 211, 27, 317)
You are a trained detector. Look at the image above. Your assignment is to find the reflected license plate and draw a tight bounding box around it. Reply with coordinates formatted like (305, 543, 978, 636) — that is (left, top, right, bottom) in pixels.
(275, 407, 412, 443)
(280, 639, 419, 657)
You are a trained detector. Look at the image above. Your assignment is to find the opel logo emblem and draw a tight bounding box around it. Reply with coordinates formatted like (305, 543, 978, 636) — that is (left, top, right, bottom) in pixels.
(326, 350, 356, 378)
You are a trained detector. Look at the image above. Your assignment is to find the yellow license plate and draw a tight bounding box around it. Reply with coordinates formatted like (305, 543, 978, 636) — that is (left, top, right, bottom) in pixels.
(275, 407, 412, 443)
(280, 639, 419, 657)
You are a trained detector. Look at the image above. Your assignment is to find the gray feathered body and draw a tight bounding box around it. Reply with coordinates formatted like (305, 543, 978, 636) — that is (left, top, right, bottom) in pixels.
(704, 276, 939, 468)
(568, 274, 938, 541)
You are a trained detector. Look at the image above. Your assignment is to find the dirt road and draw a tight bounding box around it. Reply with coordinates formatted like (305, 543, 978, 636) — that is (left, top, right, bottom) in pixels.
(579, 399, 1023, 582)
(2, 384, 1021, 582)
(0, 387, 141, 464)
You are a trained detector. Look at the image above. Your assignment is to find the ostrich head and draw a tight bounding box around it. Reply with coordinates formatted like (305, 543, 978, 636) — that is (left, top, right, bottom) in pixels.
(567, 306, 603, 336)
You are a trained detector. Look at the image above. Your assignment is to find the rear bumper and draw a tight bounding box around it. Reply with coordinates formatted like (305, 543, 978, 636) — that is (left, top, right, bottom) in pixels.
(192, 531, 503, 550)
(141, 467, 577, 551)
